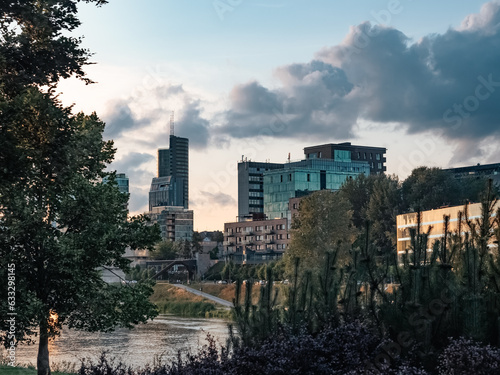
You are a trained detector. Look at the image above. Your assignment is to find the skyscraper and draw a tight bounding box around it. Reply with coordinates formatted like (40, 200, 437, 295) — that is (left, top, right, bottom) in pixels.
(152, 135, 189, 209)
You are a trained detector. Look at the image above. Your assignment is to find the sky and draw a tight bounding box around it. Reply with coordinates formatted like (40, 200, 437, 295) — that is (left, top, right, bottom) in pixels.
(57, 0, 500, 231)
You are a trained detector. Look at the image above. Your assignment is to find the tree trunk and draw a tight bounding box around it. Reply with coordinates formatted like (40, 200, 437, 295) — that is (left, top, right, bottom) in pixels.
(37, 324, 51, 375)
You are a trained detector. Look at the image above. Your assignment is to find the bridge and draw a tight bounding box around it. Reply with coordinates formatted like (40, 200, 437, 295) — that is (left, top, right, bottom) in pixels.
(148, 259, 197, 281)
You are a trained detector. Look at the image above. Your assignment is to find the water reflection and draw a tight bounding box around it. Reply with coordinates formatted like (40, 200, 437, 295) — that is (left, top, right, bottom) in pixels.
(12, 315, 232, 369)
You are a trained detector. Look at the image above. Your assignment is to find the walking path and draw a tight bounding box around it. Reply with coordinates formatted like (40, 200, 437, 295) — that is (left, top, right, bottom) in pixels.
(173, 284, 234, 308)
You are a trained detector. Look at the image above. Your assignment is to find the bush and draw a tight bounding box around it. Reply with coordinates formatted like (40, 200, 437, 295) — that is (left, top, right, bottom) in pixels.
(437, 337, 500, 375)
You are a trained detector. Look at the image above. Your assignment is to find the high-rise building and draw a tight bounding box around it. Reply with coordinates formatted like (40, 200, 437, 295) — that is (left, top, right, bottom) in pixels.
(150, 135, 189, 210)
(237, 159, 284, 220)
(304, 142, 387, 174)
(263, 158, 370, 221)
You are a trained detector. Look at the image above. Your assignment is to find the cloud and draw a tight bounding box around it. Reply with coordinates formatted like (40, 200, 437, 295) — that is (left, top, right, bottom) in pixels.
(199, 191, 236, 207)
(103, 84, 212, 149)
(216, 1, 500, 159)
(175, 99, 210, 149)
(103, 100, 150, 139)
(110, 152, 155, 173)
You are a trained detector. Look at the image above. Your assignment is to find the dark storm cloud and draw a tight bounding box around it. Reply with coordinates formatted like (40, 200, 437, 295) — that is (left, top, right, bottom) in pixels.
(217, 1, 500, 149)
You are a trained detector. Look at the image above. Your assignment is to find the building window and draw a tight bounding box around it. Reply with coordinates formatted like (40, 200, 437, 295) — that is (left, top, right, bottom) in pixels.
(280, 175, 283, 182)
(378, 163, 382, 169)
(364, 153, 367, 159)
(376, 154, 381, 160)
(307, 173, 310, 182)
(369, 153, 373, 159)
(288, 173, 292, 181)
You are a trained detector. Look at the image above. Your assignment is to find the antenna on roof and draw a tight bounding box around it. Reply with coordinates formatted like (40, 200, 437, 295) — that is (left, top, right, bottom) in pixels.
(170, 111, 174, 136)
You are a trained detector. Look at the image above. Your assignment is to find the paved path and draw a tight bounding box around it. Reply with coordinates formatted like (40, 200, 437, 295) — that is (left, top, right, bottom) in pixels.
(173, 284, 234, 308)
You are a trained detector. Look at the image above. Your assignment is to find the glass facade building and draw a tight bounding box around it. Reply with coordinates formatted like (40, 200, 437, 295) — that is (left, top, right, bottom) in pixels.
(151, 135, 189, 210)
(263, 159, 370, 221)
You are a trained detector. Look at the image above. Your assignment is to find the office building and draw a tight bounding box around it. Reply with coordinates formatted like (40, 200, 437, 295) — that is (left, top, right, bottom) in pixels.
(304, 142, 387, 174)
(154, 135, 189, 209)
(444, 162, 500, 186)
(148, 176, 183, 212)
(396, 202, 500, 262)
(149, 206, 193, 242)
(223, 218, 289, 264)
(238, 159, 284, 220)
(263, 158, 370, 221)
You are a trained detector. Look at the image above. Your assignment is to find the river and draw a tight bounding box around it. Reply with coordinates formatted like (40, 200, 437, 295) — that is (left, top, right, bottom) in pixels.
(9, 315, 233, 370)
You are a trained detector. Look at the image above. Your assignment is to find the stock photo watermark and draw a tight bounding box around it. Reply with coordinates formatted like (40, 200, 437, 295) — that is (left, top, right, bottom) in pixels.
(213, 0, 243, 21)
(6, 262, 16, 367)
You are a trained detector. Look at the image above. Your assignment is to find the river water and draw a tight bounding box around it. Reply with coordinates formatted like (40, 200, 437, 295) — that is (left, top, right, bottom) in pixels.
(9, 315, 232, 370)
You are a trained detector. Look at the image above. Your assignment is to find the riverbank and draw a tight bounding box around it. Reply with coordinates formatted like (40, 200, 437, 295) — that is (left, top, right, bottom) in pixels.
(188, 282, 289, 306)
(150, 283, 232, 318)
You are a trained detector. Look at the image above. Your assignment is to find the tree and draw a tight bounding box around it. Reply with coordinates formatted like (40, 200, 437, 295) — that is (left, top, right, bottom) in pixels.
(339, 173, 375, 229)
(366, 174, 402, 254)
(285, 190, 355, 275)
(191, 231, 203, 254)
(0, 90, 161, 375)
(401, 167, 487, 212)
(0, 2, 161, 375)
(150, 240, 179, 260)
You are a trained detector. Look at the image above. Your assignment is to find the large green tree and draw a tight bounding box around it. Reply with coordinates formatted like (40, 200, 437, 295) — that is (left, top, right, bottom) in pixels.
(285, 190, 355, 275)
(0, 2, 161, 375)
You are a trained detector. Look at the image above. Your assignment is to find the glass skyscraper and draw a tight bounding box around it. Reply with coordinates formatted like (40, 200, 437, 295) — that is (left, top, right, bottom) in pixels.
(152, 135, 189, 209)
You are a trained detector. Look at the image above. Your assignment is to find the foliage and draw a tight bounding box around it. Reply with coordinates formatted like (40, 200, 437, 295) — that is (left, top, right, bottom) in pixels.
(0, 2, 163, 374)
(401, 167, 488, 212)
(0, 0, 107, 96)
(285, 190, 354, 275)
(150, 240, 179, 260)
(437, 337, 500, 375)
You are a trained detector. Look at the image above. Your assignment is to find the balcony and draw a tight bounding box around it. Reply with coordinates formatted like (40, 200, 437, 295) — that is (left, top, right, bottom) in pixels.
(242, 240, 253, 246)
(223, 241, 235, 246)
(264, 229, 274, 235)
(226, 232, 235, 237)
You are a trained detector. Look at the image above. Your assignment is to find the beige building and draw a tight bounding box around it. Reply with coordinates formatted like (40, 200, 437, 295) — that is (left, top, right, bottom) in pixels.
(223, 218, 289, 264)
(397, 202, 499, 259)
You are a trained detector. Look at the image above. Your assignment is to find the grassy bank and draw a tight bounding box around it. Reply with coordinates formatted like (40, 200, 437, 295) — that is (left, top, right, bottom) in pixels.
(150, 283, 231, 318)
(189, 282, 289, 306)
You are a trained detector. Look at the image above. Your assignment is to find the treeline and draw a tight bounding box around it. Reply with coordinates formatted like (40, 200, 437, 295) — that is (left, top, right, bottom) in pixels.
(227, 172, 500, 373)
